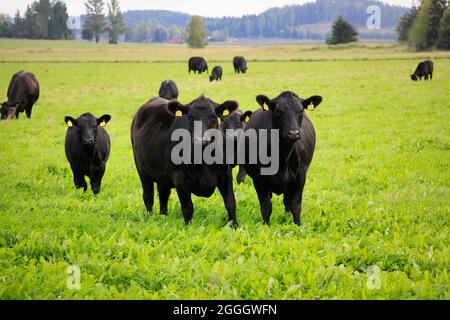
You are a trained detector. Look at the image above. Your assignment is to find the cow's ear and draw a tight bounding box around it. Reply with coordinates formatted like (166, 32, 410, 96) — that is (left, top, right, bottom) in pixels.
(240, 111, 253, 124)
(303, 96, 323, 111)
(65, 116, 77, 127)
(215, 100, 238, 118)
(256, 95, 275, 111)
(168, 101, 189, 117)
(97, 114, 111, 127)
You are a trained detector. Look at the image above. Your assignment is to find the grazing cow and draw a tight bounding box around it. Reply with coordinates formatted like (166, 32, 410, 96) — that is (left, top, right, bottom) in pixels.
(64, 113, 112, 195)
(159, 80, 179, 100)
(242, 91, 322, 226)
(217, 108, 253, 184)
(210, 66, 223, 82)
(1, 71, 40, 120)
(411, 60, 434, 81)
(131, 96, 239, 225)
(233, 56, 248, 74)
(188, 57, 209, 74)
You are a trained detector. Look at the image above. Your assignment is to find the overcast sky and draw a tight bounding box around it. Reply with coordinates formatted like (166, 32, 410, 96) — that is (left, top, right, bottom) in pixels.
(0, 0, 413, 17)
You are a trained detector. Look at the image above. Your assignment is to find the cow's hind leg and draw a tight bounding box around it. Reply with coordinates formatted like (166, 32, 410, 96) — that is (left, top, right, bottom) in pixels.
(157, 183, 171, 215)
(25, 103, 33, 119)
(236, 165, 247, 184)
(138, 172, 154, 212)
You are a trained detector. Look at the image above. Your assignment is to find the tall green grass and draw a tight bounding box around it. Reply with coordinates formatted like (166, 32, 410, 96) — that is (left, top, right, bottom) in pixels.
(0, 40, 449, 299)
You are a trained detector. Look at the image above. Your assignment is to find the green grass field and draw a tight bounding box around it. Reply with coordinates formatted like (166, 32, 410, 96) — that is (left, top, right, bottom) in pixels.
(0, 39, 449, 299)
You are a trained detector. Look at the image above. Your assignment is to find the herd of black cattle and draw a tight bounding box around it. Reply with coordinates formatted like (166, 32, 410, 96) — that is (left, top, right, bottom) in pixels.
(0, 58, 435, 226)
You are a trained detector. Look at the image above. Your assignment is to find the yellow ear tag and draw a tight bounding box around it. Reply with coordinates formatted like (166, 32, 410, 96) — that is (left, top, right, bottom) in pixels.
(263, 103, 270, 111)
(218, 117, 221, 124)
(100, 121, 107, 127)
(67, 120, 73, 128)
(175, 110, 182, 117)
(245, 116, 250, 124)
(223, 110, 230, 117)
(307, 103, 315, 112)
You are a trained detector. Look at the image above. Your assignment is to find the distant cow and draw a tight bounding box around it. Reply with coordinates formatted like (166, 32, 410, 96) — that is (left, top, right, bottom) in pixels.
(189, 57, 209, 74)
(411, 60, 434, 81)
(131, 96, 239, 225)
(159, 80, 179, 100)
(1, 71, 40, 120)
(242, 91, 322, 226)
(233, 56, 248, 74)
(64, 113, 112, 195)
(210, 66, 223, 82)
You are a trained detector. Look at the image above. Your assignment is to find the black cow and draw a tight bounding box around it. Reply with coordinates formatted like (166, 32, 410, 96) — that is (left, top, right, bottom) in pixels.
(210, 66, 223, 82)
(242, 91, 322, 226)
(217, 108, 253, 184)
(64, 113, 112, 195)
(131, 96, 239, 225)
(189, 57, 209, 74)
(411, 60, 434, 81)
(233, 56, 248, 74)
(1, 71, 40, 120)
(159, 80, 179, 100)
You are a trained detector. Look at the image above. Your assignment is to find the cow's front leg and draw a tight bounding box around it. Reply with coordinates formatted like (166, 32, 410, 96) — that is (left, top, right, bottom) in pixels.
(290, 174, 307, 226)
(218, 169, 238, 226)
(90, 163, 106, 195)
(176, 186, 194, 225)
(253, 178, 272, 225)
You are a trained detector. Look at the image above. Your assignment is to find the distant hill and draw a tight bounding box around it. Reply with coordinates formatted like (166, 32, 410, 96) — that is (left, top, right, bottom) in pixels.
(121, 0, 409, 41)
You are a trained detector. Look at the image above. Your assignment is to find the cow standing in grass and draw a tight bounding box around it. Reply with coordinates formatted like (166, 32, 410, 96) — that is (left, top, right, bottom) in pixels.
(1, 71, 40, 120)
(242, 91, 322, 226)
(210, 66, 223, 82)
(188, 57, 209, 74)
(233, 56, 248, 74)
(411, 60, 434, 81)
(64, 113, 112, 195)
(131, 96, 239, 226)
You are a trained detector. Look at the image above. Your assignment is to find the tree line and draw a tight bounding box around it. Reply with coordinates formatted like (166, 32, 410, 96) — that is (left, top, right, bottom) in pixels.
(397, 0, 449, 50)
(0, 0, 70, 39)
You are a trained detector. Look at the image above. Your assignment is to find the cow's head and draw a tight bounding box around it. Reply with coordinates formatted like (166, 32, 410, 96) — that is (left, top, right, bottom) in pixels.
(411, 74, 418, 81)
(218, 109, 253, 141)
(65, 113, 111, 148)
(0, 101, 21, 120)
(168, 96, 238, 146)
(159, 80, 179, 100)
(241, 67, 248, 74)
(257, 91, 322, 142)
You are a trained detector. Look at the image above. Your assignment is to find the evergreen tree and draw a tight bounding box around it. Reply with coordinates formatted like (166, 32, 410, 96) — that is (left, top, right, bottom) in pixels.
(410, 0, 448, 50)
(326, 15, 358, 44)
(396, 7, 418, 42)
(48, 1, 70, 40)
(0, 14, 13, 38)
(84, 0, 106, 43)
(33, 0, 52, 39)
(186, 16, 207, 48)
(107, 0, 127, 44)
(437, 7, 450, 49)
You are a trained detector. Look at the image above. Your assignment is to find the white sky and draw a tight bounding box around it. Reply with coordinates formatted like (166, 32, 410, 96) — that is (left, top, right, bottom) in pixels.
(0, 0, 413, 17)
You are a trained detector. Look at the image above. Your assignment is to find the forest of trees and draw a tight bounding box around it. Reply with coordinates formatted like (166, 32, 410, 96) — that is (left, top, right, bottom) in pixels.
(0, 0, 411, 43)
(397, 0, 449, 50)
(0, 0, 70, 39)
(121, 0, 407, 42)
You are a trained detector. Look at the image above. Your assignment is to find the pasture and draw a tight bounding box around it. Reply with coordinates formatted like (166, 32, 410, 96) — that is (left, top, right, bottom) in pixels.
(0, 39, 449, 299)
